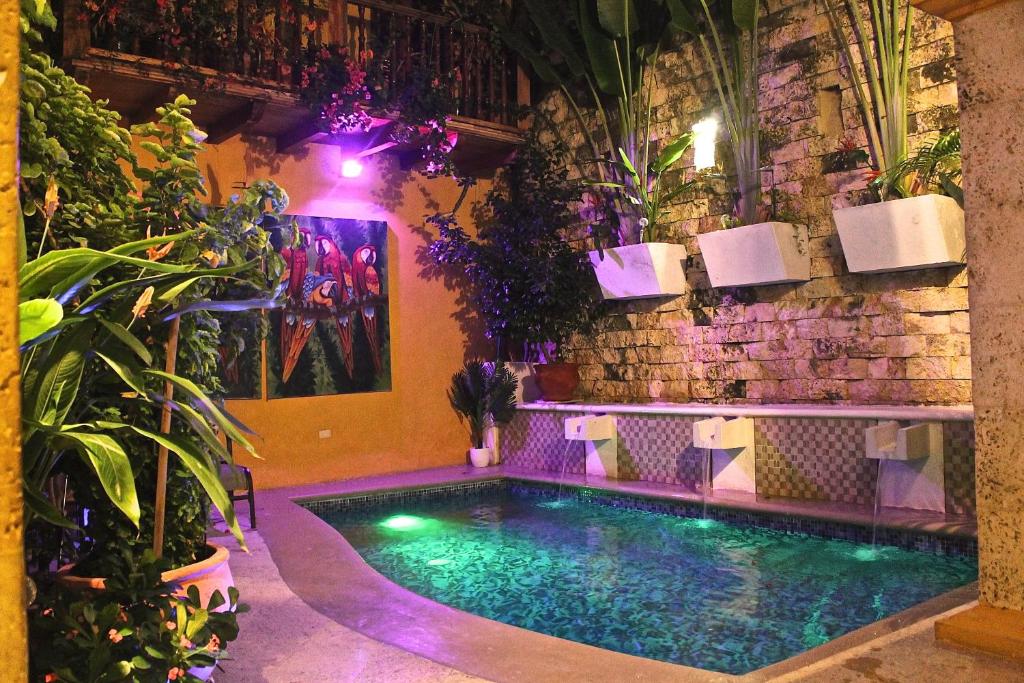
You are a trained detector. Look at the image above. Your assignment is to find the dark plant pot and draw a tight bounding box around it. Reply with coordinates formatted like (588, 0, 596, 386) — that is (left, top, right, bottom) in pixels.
(534, 363, 580, 402)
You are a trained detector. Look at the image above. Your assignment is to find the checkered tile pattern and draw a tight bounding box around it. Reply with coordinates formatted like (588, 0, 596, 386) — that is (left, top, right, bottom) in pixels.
(501, 411, 586, 475)
(503, 411, 976, 514)
(944, 421, 976, 516)
(755, 418, 877, 505)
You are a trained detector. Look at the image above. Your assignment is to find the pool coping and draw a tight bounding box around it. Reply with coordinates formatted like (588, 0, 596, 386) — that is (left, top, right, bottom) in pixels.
(257, 465, 979, 682)
(516, 402, 975, 422)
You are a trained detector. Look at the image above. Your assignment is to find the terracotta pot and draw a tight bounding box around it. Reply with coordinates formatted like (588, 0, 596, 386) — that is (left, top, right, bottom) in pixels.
(534, 363, 580, 402)
(57, 543, 234, 608)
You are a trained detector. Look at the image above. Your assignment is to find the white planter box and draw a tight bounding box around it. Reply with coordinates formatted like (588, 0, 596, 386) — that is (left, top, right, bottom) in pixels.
(697, 221, 809, 288)
(833, 194, 966, 273)
(588, 242, 687, 300)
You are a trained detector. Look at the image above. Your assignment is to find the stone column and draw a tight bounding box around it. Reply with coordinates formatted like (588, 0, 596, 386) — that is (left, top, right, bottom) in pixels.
(0, 0, 27, 677)
(918, 0, 1024, 658)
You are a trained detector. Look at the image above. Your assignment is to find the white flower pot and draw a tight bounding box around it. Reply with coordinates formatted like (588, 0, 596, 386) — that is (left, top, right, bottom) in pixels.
(698, 222, 809, 288)
(469, 447, 493, 468)
(833, 194, 966, 273)
(588, 242, 687, 300)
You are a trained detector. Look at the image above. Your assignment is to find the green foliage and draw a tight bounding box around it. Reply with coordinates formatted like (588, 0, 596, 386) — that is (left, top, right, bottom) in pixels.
(428, 128, 603, 359)
(30, 550, 246, 683)
(824, 0, 913, 199)
(492, 0, 689, 245)
(873, 128, 962, 207)
(670, 0, 763, 226)
(19, 3, 288, 571)
(448, 361, 519, 448)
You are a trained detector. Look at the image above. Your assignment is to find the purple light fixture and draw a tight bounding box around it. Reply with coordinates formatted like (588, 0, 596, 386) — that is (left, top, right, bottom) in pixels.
(341, 158, 364, 178)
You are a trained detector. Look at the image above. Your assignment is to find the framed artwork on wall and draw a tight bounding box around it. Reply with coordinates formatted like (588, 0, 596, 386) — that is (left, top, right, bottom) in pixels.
(265, 214, 392, 398)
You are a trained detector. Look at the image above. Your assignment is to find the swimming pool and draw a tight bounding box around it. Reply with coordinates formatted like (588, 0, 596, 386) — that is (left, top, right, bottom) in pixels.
(312, 481, 977, 675)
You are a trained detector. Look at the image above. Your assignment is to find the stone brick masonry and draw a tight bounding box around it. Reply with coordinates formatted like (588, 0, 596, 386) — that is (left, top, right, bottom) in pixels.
(546, 1, 968, 405)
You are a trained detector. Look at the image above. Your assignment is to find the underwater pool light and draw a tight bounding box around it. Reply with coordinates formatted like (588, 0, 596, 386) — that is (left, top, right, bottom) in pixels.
(426, 558, 452, 566)
(380, 514, 425, 531)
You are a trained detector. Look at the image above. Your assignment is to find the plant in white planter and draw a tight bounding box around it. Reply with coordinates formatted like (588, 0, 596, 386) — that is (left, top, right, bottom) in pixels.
(494, 0, 700, 300)
(448, 361, 518, 467)
(673, 0, 809, 288)
(825, 1, 966, 273)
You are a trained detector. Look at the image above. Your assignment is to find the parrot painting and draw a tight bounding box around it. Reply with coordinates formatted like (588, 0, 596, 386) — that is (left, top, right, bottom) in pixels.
(281, 274, 337, 383)
(352, 244, 382, 374)
(314, 235, 356, 378)
(279, 228, 312, 362)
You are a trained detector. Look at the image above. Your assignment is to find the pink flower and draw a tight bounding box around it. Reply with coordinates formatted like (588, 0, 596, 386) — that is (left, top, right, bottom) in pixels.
(168, 667, 184, 681)
(108, 628, 123, 643)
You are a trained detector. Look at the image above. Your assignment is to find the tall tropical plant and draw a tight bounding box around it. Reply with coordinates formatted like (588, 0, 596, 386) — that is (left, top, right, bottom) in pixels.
(824, 0, 913, 200)
(493, 0, 695, 245)
(448, 361, 518, 449)
(670, 0, 763, 226)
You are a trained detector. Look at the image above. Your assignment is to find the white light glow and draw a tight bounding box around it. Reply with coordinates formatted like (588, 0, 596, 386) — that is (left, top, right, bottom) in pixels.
(341, 158, 364, 178)
(692, 117, 719, 171)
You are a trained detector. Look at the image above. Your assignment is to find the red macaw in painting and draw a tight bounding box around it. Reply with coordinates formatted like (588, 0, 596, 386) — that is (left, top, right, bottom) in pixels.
(314, 235, 356, 378)
(352, 244, 382, 374)
(282, 274, 338, 382)
(279, 227, 312, 362)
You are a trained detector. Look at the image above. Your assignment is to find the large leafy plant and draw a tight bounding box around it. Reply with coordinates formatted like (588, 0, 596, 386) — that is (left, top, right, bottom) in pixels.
(670, 0, 763, 226)
(19, 1, 287, 571)
(493, 0, 695, 245)
(448, 361, 518, 449)
(30, 550, 246, 683)
(824, 0, 912, 200)
(427, 128, 603, 361)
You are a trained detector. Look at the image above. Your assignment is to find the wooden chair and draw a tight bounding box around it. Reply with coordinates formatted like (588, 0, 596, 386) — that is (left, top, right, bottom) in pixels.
(219, 436, 256, 529)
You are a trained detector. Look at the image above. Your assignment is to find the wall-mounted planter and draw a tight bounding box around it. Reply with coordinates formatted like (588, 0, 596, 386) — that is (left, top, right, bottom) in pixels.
(588, 242, 687, 300)
(697, 221, 809, 288)
(833, 194, 966, 273)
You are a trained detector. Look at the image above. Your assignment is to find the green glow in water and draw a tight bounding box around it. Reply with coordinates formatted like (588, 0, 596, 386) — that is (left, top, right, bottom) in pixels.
(682, 518, 719, 530)
(538, 500, 571, 509)
(427, 558, 451, 566)
(380, 514, 429, 531)
(853, 547, 882, 561)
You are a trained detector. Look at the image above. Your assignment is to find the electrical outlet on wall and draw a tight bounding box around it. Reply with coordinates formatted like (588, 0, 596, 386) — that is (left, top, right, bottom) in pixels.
(318, 429, 332, 439)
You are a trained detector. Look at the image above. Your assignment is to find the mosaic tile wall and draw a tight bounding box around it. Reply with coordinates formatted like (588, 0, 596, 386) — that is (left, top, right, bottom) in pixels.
(501, 411, 976, 516)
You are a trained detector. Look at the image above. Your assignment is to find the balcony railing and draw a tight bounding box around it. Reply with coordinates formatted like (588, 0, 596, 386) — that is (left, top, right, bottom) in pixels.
(66, 0, 522, 128)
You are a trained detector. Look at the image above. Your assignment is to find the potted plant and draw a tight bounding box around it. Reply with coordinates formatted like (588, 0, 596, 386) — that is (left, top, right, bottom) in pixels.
(428, 126, 603, 402)
(672, 0, 810, 289)
(824, 0, 965, 273)
(448, 361, 518, 467)
(493, 0, 698, 300)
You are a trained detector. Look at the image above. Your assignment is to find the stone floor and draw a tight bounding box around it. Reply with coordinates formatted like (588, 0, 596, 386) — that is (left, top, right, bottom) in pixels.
(211, 482, 1023, 683)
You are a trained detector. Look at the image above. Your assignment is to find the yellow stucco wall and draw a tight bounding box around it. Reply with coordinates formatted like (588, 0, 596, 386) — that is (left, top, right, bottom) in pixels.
(0, 0, 27, 677)
(196, 138, 489, 489)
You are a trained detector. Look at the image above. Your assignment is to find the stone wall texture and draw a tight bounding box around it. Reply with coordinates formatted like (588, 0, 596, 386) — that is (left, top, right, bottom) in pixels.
(547, 1, 968, 405)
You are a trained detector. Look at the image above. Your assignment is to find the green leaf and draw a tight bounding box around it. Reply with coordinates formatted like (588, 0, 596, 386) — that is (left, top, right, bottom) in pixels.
(524, 0, 588, 79)
(665, 0, 698, 33)
(597, 0, 640, 38)
(732, 0, 759, 32)
(61, 431, 140, 527)
(652, 132, 696, 173)
(144, 370, 257, 455)
(618, 147, 640, 178)
(98, 319, 152, 364)
(132, 426, 246, 549)
(18, 298, 63, 345)
(579, 1, 621, 95)
(27, 322, 91, 427)
(94, 350, 151, 400)
(23, 484, 79, 529)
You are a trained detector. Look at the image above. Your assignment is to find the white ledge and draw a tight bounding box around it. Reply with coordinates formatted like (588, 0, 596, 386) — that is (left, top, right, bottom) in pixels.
(517, 402, 975, 422)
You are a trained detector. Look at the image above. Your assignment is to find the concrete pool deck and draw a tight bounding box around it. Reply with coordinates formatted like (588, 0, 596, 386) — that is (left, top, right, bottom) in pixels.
(214, 466, 1022, 682)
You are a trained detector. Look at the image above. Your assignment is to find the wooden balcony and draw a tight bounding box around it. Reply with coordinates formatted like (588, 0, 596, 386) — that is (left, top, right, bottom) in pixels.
(62, 0, 527, 174)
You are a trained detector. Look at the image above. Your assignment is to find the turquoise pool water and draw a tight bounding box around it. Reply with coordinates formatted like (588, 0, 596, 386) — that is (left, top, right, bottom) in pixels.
(317, 486, 977, 674)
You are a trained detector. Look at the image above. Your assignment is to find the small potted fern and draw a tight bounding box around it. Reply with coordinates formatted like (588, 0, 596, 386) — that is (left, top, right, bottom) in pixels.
(448, 361, 519, 467)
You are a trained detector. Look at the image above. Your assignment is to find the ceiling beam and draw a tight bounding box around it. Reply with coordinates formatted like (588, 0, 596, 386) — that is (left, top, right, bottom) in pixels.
(206, 99, 267, 144)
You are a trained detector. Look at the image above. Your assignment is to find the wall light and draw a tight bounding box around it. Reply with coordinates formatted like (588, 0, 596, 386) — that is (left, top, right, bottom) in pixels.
(692, 117, 719, 171)
(341, 158, 364, 178)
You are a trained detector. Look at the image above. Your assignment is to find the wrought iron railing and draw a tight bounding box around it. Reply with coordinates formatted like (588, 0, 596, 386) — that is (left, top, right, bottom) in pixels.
(67, 0, 523, 127)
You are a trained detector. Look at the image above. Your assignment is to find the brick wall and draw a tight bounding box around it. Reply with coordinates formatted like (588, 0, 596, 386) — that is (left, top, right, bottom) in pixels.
(546, 1, 968, 405)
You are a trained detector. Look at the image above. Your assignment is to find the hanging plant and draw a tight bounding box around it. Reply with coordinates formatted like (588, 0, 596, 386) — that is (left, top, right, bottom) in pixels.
(299, 44, 376, 134)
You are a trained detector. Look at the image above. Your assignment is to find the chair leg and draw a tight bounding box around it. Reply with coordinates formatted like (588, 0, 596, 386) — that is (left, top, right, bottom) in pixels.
(244, 469, 256, 529)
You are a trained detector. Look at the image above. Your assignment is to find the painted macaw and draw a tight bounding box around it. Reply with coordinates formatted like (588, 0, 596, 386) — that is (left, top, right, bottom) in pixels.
(315, 235, 355, 378)
(282, 274, 337, 383)
(352, 244, 382, 374)
(279, 228, 312, 362)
